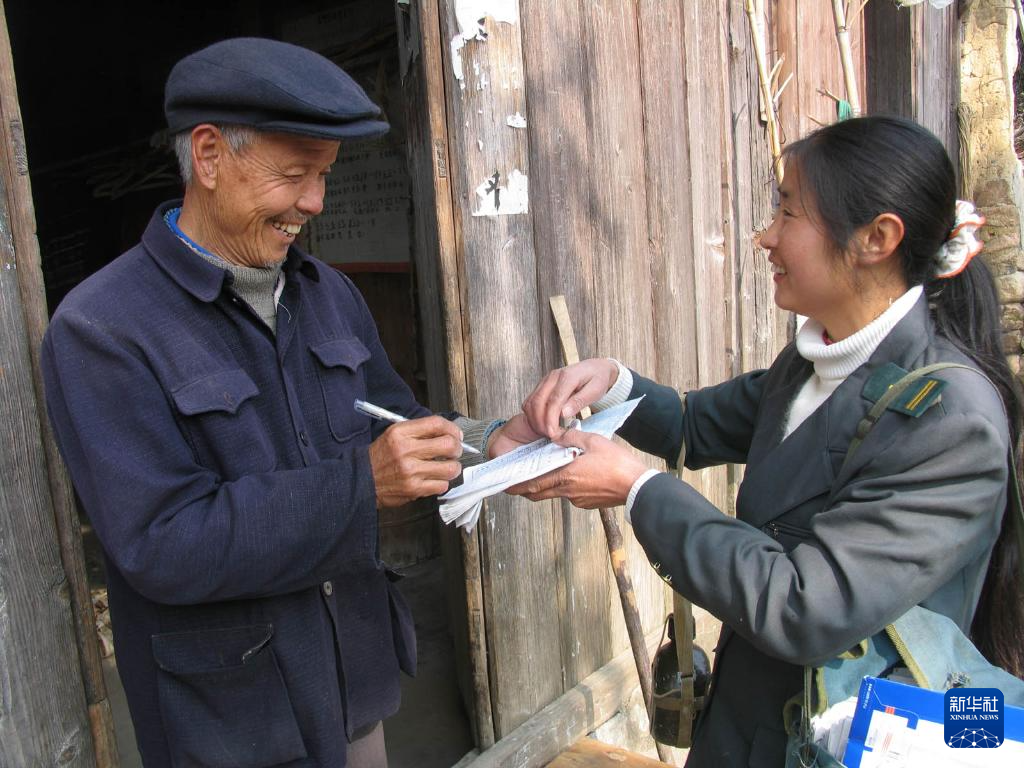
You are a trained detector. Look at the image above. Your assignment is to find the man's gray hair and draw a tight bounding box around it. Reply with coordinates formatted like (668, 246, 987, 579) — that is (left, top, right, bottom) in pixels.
(173, 125, 258, 185)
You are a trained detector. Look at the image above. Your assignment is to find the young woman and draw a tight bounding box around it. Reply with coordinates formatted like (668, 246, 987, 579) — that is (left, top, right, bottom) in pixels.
(508, 116, 1023, 767)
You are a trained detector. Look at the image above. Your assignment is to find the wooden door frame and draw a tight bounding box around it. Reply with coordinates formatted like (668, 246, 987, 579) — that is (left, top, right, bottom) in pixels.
(0, 1, 118, 764)
(396, 0, 494, 749)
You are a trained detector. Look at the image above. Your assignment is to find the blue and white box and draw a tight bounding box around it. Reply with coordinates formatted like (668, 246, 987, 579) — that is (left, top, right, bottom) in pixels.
(843, 676, 1024, 767)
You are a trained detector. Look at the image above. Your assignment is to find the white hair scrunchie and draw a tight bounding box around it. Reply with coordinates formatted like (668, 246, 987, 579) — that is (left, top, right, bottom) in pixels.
(934, 200, 985, 279)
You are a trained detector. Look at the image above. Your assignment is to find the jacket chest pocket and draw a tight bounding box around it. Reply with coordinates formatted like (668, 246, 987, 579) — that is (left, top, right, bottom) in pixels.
(310, 337, 371, 443)
(170, 369, 275, 478)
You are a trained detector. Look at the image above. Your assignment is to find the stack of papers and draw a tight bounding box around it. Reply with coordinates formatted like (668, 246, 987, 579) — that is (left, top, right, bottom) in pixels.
(439, 397, 643, 530)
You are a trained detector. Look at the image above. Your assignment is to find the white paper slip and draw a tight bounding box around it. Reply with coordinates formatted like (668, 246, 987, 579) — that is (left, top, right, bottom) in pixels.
(438, 397, 643, 531)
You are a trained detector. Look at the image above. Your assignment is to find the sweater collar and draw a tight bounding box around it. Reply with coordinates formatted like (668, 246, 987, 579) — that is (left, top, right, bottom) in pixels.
(796, 285, 923, 381)
(142, 200, 320, 303)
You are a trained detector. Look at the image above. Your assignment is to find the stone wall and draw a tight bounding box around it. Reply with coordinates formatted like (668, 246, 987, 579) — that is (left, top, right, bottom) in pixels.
(961, 0, 1024, 378)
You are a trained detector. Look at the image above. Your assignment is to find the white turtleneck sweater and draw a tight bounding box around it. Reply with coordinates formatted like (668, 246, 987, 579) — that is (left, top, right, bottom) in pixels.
(784, 284, 923, 438)
(609, 284, 924, 522)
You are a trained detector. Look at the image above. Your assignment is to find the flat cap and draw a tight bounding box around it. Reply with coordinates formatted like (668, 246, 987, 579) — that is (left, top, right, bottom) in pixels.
(164, 37, 389, 140)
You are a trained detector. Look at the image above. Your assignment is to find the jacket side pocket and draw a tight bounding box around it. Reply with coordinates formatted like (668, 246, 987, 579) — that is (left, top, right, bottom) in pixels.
(152, 625, 307, 768)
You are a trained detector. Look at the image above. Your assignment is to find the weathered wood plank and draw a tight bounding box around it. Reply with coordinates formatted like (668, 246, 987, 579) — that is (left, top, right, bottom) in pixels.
(547, 738, 671, 768)
(637, 0, 699, 397)
(518, 2, 610, 692)
(915, 3, 959, 159)
(466, 631, 664, 768)
(728, 0, 788, 374)
(676, 2, 734, 517)
(864, 2, 959, 163)
(778, 0, 865, 141)
(865, 0, 913, 118)
(397, 0, 494, 746)
(0, 126, 96, 768)
(437, 0, 563, 738)
(577, 0, 664, 663)
(0, 1, 107, 763)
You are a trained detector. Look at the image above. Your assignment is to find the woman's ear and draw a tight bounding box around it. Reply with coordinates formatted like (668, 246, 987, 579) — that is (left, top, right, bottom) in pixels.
(189, 124, 223, 190)
(856, 213, 905, 266)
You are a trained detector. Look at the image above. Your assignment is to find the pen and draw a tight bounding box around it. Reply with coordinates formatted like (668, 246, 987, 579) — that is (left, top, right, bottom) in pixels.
(354, 399, 480, 455)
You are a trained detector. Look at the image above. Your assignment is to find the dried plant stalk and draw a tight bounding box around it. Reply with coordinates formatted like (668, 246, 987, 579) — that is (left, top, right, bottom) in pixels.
(831, 0, 862, 116)
(744, 0, 784, 183)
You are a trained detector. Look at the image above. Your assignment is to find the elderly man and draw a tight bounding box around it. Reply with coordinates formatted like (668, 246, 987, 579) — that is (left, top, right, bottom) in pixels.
(42, 38, 530, 767)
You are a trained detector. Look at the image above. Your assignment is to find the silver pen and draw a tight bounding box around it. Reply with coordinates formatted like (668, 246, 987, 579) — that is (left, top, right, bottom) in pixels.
(354, 399, 480, 455)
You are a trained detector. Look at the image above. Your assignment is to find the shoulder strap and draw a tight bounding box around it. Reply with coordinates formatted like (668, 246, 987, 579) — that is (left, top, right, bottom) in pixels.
(844, 361, 1024, 591)
(672, 591, 696, 748)
(841, 362, 975, 476)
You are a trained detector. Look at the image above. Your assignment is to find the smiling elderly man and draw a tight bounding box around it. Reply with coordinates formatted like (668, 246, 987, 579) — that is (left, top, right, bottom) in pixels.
(41, 38, 532, 767)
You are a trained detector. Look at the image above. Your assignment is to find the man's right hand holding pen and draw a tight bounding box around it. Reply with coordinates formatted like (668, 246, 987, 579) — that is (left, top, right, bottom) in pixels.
(367, 411, 544, 508)
(368, 416, 465, 508)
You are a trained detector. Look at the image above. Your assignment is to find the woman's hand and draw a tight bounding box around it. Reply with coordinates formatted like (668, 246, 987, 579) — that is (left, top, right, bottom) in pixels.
(487, 413, 543, 458)
(522, 358, 620, 439)
(505, 429, 647, 509)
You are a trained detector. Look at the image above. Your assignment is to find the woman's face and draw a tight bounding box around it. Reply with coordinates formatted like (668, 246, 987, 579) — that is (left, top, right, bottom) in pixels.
(760, 167, 857, 332)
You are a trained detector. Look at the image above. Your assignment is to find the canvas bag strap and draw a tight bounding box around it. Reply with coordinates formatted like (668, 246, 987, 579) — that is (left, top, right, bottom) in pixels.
(673, 590, 697, 748)
(842, 361, 1024, 588)
(841, 362, 974, 476)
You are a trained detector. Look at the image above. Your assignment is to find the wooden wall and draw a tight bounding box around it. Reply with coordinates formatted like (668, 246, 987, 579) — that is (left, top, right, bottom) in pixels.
(865, 0, 959, 160)
(403, 0, 822, 743)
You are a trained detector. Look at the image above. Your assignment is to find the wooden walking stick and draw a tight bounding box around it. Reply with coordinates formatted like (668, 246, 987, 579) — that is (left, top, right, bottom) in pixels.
(548, 295, 675, 764)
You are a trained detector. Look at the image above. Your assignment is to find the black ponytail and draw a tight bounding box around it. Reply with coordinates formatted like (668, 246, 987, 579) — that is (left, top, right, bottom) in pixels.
(785, 116, 1024, 678)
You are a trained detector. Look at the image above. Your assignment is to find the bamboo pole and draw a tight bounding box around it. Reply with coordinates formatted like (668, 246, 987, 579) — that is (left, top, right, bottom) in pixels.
(548, 295, 675, 766)
(831, 0, 862, 116)
(744, 0, 784, 183)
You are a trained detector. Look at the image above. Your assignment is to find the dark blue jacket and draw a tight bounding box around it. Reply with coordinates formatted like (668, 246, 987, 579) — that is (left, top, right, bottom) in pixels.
(42, 201, 426, 767)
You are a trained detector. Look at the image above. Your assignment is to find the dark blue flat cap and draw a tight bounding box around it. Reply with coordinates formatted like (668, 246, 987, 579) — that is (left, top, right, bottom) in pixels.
(165, 37, 389, 140)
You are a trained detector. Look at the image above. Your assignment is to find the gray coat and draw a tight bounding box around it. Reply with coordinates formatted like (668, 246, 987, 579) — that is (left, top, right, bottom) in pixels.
(621, 296, 1008, 768)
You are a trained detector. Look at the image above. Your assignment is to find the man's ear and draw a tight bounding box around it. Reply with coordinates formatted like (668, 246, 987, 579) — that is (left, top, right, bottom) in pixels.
(856, 212, 905, 267)
(189, 124, 223, 190)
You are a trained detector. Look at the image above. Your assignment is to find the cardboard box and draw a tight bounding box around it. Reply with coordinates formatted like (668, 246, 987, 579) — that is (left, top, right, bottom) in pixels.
(843, 676, 1024, 767)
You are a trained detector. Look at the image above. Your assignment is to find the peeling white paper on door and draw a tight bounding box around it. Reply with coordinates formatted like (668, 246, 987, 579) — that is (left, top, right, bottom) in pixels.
(472, 169, 528, 217)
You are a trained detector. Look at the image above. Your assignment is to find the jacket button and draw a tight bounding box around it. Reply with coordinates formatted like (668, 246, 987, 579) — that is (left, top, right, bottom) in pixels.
(299, 431, 310, 446)
(323, 581, 333, 596)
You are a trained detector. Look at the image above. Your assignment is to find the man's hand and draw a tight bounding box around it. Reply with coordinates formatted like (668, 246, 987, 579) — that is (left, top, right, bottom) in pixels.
(486, 413, 544, 458)
(521, 358, 619, 439)
(505, 429, 647, 509)
(369, 416, 463, 508)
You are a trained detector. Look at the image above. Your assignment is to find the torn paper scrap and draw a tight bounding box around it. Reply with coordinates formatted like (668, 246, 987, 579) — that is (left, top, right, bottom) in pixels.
(473, 169, 528, 217)
(455, 0, 518, 42)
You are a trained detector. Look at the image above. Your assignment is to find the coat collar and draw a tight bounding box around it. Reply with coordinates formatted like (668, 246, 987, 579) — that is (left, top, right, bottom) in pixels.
(141, 200, 321, 303)
(737, 295, 935, 530)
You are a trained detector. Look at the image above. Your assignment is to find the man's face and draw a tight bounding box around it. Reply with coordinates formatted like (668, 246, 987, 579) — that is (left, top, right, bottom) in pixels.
(209, 132, 340, 267)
